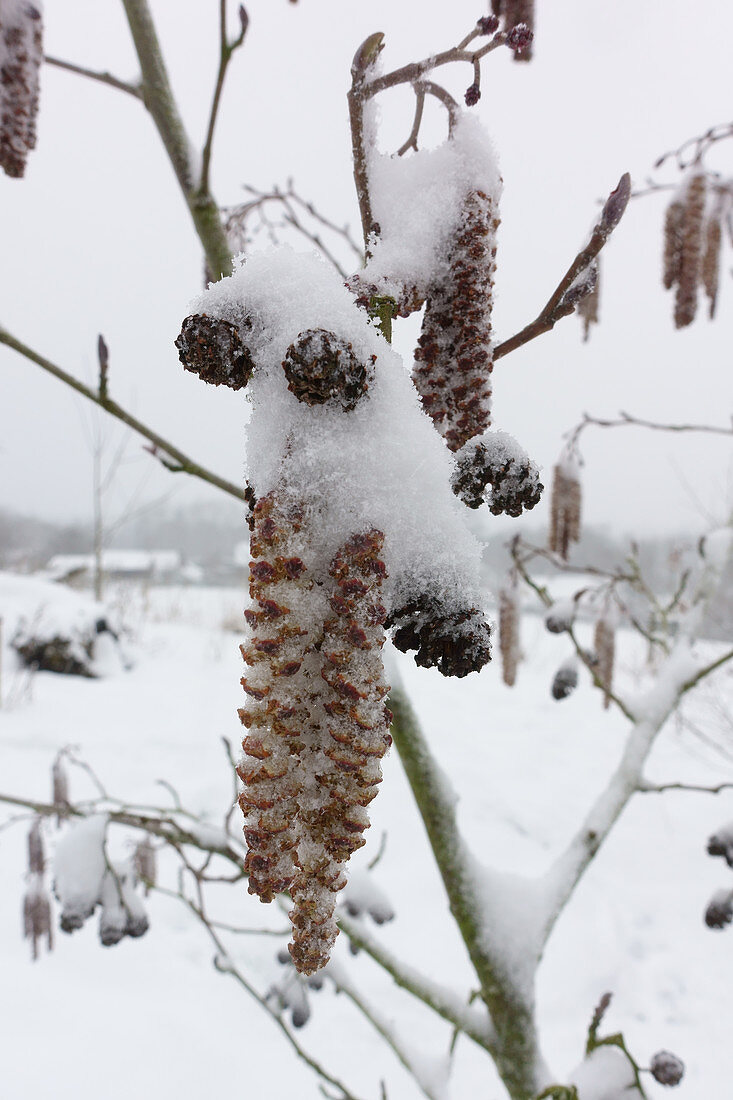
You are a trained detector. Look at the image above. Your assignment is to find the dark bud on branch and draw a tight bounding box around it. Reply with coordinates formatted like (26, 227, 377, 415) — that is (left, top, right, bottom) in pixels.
(477, 14, 500, 34)
(506, 21, 533, 57)
(649, 1051, 685, 1087)
(351, 32, 385, 81)
(464, 83, 481, 106)
(175, 313, 255, 390)
(238, 4, 249, 33)
(282, 329, 375, 411)
(599, 172, 631, 236)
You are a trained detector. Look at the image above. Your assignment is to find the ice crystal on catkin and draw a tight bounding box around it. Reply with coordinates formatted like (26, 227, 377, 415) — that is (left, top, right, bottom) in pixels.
(413, 187, 499, 451)
(498, 575, 520, 687)
(593, 611, 615, 709)
(548, 451, 581, 561)
(0, 0, 42, 178)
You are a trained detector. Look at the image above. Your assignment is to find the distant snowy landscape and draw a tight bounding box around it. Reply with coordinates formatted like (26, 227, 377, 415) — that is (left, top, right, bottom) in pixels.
(2, 574, 732, 1099)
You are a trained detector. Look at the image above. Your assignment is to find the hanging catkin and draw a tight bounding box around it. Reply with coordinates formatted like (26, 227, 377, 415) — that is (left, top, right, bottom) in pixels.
(674, 171, 707, 329)
(413, 188, 499, 452)
(662, 196, 686, 291)
(701, 203, 723, 319)
(548, 453, 581, 561)
(0, 1, 42, 178)
(289, 530, 391, 975)
(593, 611, 615, 709)
(503, 0, 534, 61)
(498, 576, 520, 687)
(238, 491, 314, 904)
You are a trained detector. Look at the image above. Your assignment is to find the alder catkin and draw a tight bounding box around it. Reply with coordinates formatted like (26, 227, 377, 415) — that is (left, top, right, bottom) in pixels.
(289, 530, 391, 975)
(238, 491, 313, 903)
(413, 189, 499, 452)
(662, 197, 686, 291)
(503, 0, 534, 60)
(701, 208, 722, 319)
(548, 454, 581, 561)
(0, 1, 43, 178)
(674, 171, 707, 329)
(593, 612, 615, 709)
(577, 260, 600, 342)
(498, 576, 520, 687)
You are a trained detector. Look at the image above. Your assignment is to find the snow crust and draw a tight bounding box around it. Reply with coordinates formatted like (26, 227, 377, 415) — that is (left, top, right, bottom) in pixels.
(53, 814, 108, 929)
(570, 1044, 637, 1099)
(188, 248, 486, 613)
(363, 114, 502, 301)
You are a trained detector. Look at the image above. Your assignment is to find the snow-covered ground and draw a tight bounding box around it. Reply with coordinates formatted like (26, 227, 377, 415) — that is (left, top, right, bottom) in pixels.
(1, 577, 732, 1099)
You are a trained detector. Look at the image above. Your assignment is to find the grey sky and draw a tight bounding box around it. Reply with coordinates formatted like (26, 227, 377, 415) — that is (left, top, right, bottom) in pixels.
(1, 0, 732, 537)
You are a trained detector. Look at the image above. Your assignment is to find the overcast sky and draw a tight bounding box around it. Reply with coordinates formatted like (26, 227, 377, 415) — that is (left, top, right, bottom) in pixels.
(1, 0, 732, 540)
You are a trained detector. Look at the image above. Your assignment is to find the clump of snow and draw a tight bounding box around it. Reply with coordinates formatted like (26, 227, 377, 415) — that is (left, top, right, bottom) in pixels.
(570, 1044, 637, 1099)
(186, 247, 486, 619)
(362, 113, 502, 302)
(341, 869, 395, 925)
(53, 814, 108, 932)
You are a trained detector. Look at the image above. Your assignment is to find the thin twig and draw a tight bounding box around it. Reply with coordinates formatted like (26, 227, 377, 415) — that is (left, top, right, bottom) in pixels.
(638, 780, 733, 795)
(200, 1, 249, 194)
(0, 325, 245, 503)
(45, 55, 143, 99)
(397, 85, 425, 156)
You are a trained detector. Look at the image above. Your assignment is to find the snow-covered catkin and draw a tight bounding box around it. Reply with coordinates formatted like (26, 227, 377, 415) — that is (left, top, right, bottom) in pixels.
(702, 207, 722, 319)
(413, 188, 499, 452)
(289, 530, 392, 976)
(674, 171, 707, 329)
(593, 612, 615, 709)
(0, 1, 42, 178)
(238, 491, 313, 904)
(551, 657, 578, 700)
(451, 433, 542, 515)
(175, 312, 255, 389)
(498, 577, 520, 687)
(548, 456, 581, 561)
(281, 329, 375, 411)
(387, 593, 492, 678)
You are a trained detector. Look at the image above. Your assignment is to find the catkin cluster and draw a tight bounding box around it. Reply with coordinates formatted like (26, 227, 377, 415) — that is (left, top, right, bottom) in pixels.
(413, 189, 499, 452)
(0, 1, 42, 178)
(663, 170, 725, 327)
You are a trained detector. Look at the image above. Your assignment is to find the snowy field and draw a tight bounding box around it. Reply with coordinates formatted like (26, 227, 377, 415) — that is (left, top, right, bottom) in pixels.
(1, 576, 732, 1099)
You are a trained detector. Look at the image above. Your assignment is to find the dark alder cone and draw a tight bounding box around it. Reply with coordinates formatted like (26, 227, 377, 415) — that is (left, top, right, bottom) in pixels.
(451, 437, 543, 515)
(704, 889, 733, 929)
(593, 614, 615, 709)
(464, 82, 481, 106)
(282, 328, 375, 411)
(387, 595, 492, 678)
(701, 210, 722, 319)
(413, 189, 499, 452)
(0, 2, 42, 178)
(289, 530, 391, 975)
(548, 459, 581, 561)
(238, 492, 312, 903)
(504, 1, 534, 60)
(674, 171, 707, 329)
(175, 313, 255, 389)
(706, 827, 733, 867)
(551, 660, 578, 700)
(649, 1051, 685, 1087)
(498, 580, 520, 687)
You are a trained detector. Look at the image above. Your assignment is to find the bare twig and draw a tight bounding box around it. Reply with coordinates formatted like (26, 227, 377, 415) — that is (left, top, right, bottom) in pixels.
(44, 55, 143, 100)
(0, 325, 245, 503)
(397, 85, 425, 156)
(565, 410, 733, 448)
(638, 780, 733, 795)
(200, 2, 249, 194)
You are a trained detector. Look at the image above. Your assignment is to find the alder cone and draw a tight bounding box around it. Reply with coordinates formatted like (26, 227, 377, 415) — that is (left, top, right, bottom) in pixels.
(388, 594, 492, 678)
(289, 529, 391, 975)
(413, 189, 499, 452)
(451, 437, 542, 515)
(238, 492, 313, 903)
(175, 313, 255, 389)
(0, 3, 42, 178)
(282, 328, 375, 411)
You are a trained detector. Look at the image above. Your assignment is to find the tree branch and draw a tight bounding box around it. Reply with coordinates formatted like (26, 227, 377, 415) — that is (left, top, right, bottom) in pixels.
(638, 780, 733, 796)
(44, 55, 143, 99)
(200, 1, 249, 195)
(121, 0, 233, 280)
(0, 325, 245, 503)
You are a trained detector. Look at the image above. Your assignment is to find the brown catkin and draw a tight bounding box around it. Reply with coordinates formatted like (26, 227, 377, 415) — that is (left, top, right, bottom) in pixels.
(413, 189, 499, 452)
(577, 261, 600, 342)
(674, 171, 707, 329)
(238, 491, 314, 904)
(498, 578, 520, 687)
(23, 874, 52, 961)
(289, 530, 391, 975)
(662, 198, 685, 291)
(0, 2, 42, 178)
(548, 458, 581, 561)
(593, 613, 615, 709)
(702, 210, 722, 319)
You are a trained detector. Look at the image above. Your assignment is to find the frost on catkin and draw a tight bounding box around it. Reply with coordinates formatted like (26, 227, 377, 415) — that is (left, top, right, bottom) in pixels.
(498, 576, 520, 687)
(548, 453, 581, 561)
(673, 171, 707, 329)
(413, 188, 499, 452)
(289, 530, 391, 975)
(0, 1, 42, 178)
(593, 612, 615, 709)
(238, 491, 313, 903)
(451, 432, 542, 515)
